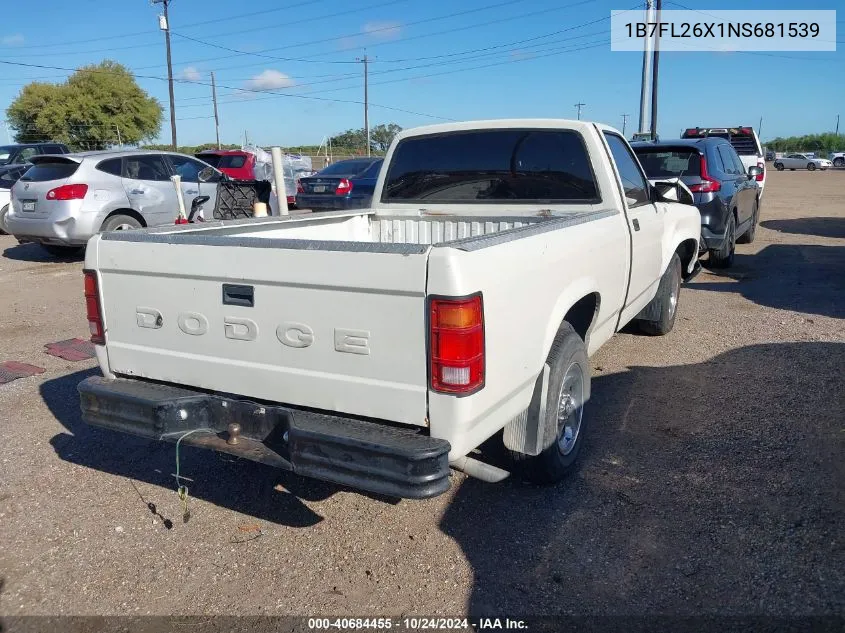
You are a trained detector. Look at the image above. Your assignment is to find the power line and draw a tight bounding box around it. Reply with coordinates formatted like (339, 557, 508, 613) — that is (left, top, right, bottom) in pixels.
(0, 59, 457, 122)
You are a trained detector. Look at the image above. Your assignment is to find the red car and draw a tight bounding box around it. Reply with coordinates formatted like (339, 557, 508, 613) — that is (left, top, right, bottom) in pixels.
(195, 150, 255, 181)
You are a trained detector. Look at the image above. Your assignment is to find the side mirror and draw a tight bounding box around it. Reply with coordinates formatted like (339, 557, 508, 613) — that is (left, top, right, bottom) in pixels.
(198, 166, 216, 183)
(747, 165, 762, 180)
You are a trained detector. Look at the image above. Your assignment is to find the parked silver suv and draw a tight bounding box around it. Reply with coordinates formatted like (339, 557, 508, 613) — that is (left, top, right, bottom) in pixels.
(6, 150, 222, 256)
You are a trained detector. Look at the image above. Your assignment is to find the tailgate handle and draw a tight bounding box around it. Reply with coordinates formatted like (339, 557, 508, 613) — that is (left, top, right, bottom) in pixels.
(222, 284, 254, 308)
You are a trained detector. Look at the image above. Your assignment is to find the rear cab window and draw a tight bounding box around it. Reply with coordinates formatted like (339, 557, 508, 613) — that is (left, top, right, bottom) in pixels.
(382, 129, 599, 204)
(19, 160, 80, 182)
(218, 155, 247, 169)
(634, 148, 701, 178)
(682, 127, 761, 157)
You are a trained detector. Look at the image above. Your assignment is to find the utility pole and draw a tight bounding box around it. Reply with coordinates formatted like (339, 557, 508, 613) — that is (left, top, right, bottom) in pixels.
(115, 124, 122, 147)
(836, 114, 840, 136)
(621, 114, 629, 136)
(153, 0, 177, 150)
(357, 53, 371, 156)
(211, 71, 220, 149)
(574, 102, 586, 120)
(649, 0, 662, 140)
(758, 116, 763, 138)
(638, 0, 655, 133)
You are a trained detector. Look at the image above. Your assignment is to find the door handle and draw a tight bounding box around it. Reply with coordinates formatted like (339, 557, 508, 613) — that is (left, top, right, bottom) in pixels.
(130, 189, 144, 195)
(186, 190, 198, 195)
(632, 219, 640, 231)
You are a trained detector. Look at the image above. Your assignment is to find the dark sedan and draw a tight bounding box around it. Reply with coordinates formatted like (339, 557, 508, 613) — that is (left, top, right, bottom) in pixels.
(296, 158, 383, 212)
(633, 138, 761, 268)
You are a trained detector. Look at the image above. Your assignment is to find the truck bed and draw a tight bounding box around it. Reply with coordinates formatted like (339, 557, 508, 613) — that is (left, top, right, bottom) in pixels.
(103, 209, 550, 251)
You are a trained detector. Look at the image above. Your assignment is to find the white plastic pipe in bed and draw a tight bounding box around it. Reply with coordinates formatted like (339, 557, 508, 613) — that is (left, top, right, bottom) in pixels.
(271, 147, 289, 216)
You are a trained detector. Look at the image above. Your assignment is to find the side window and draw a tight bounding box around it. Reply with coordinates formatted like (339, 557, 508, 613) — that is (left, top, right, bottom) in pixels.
(96, 158, 123, 177)
(603, 133, 650, 207)
(42, 145, 65, 155)
(15, 147, 38, 164)
(124, 155, 171, 182)
(710, 146, 725, 173)
(168, 155, 210, 183)
(718, 146, 739, 175)
(730, 149, 746, 175)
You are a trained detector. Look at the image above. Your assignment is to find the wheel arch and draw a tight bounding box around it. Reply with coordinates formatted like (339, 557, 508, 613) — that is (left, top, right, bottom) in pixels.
(100, 208, 147, 231)
(540, 283, 601, 366)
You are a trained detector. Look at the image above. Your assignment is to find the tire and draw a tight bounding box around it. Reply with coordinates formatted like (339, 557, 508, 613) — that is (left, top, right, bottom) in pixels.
(509, 323, 590, 484)
(637, 253, 682, 336)
(774, 162, 784, 171)
(100, 214, 142, 233)
(709, 213, 736, 268)
(0, 204, 8, 235)
(807, 163, 816, 171)
(41, 244, 84, 257)
(737, 200, 759, 244)
(834, 157, 844, 168)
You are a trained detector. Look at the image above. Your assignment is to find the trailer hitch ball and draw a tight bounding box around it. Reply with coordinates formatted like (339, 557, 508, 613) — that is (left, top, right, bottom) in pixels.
(227, 422, 242, 445)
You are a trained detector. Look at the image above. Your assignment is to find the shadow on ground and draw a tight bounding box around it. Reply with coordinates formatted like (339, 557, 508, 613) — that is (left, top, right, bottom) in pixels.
(761, 217, 845, 240)
(42, 369, 397, 528)
(2, 242, 84, 263)
(690, 244, 845, 319)
(440, 342, 845, 618)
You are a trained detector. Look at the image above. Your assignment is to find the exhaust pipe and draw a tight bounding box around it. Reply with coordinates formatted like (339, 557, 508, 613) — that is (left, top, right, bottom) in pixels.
(450, 456, 510, 483)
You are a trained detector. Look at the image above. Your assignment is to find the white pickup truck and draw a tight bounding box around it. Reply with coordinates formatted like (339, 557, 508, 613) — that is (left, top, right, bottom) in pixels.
(78, 119, 701, 499)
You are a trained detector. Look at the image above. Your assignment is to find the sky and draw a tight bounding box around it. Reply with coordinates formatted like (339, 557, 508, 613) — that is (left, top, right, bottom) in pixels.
(0, 0, 842, 148)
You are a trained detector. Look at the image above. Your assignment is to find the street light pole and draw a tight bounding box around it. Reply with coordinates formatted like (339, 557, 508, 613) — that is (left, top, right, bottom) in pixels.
(621, 114, 629, 136)
(153, 0, 177, 150)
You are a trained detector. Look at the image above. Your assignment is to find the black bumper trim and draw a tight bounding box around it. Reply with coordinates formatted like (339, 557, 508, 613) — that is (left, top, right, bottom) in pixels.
(78, 376, 451, 499)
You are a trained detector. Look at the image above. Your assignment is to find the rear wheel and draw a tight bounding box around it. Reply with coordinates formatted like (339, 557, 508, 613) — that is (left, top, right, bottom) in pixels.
(737, 200, 759, 244)
(637, 253, 682, 336)
(0, 204, 8, 234)
(509, 323, 589, 484)
(774, 162, 784, 171)
(41, 244, 84, 257)
(807, 163, 816, 171)
(709, 214, 736, 268)
(834, 157, 844, 168)
(101, 214, 142, 232)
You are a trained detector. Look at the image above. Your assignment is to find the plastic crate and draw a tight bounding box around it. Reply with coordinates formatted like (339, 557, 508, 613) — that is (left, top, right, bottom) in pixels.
(212, 180, 273, 220)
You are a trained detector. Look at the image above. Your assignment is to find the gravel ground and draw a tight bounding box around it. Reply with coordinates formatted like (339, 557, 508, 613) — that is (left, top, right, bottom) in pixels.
(0, 170, 842, 621)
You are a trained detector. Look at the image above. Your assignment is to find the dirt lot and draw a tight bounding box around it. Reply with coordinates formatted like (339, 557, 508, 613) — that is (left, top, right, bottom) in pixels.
(0, 170, 842, 622)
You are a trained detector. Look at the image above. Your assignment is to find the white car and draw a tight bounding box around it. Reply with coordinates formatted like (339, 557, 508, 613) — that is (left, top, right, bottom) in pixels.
(77, 119, 701, 499)
(0, 165, 30, 233)
(773, 154, 833, 171)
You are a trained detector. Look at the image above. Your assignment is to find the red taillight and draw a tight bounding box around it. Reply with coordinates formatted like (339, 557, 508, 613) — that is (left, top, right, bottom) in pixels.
(83, 270, 105, 345)
(683, 128, 700, 136)
(688, 156, 721, 193)
(296, 181, 304, 193)
(429, 294, 485, 394)
(335, 178, 353, 195)
(756, 161, 765, 182)
(46, 184, 88, 201)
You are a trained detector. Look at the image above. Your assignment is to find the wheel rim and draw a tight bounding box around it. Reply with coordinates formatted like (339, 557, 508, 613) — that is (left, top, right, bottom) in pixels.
(556, 361, 585, 456)
(113, 223, 135, 231)
(668, 264, 680, 320)
(808, 164, 815, 171)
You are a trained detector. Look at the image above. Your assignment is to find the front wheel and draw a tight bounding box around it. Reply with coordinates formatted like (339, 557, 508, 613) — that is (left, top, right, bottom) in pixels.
(774, 162, 784, 171)
(807, 163, 816, 171)
(737, 200, 759, 244)
(833, 157, 844, 168)
(709, 214, 736, 268)
(637, 253, 682, 336)
(0, 204, 8, 234)
(509, 323, 589, 484)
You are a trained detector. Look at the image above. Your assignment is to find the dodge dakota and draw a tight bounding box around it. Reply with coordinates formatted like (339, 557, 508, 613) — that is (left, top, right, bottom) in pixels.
(78, 119, 701, 499)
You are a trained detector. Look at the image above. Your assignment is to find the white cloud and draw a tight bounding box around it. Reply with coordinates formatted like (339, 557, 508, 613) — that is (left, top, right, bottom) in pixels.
(245, 69, 294, 91)
(1, 34, 24, 46)
(362, 21, 402, 41)
(180, 66, 201, 81)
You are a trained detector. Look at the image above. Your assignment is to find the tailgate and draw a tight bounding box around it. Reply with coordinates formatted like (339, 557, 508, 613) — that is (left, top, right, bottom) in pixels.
(90, 238, 431, 425)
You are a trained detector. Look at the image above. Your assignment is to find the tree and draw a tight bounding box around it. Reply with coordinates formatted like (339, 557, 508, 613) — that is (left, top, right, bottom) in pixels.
(329, 123, 403, 154)
(6, 61, 163, 150)
(765, 133, 844, 154)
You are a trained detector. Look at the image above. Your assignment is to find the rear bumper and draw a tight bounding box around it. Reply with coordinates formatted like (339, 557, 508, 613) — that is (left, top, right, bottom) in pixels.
(295, 194, 371, 212)
(5, 203, 97, 245)
(78, 375, 451, 499)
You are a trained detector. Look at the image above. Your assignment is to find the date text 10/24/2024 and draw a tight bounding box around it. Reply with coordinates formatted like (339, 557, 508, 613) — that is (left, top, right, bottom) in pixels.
(307, 618, 529, 630)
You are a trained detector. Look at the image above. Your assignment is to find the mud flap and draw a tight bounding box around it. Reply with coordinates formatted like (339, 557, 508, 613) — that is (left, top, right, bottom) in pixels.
(503, 363, 551, 457)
